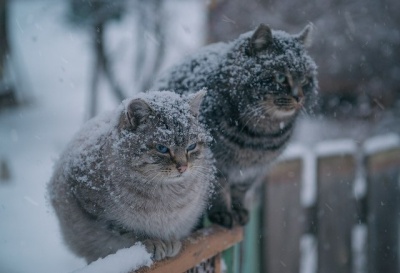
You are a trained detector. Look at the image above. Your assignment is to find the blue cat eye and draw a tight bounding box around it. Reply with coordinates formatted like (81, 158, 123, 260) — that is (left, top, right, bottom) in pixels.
(156, 144, 169, 154)
(275, 73, 286, 84)
(187, 143, 197, 152)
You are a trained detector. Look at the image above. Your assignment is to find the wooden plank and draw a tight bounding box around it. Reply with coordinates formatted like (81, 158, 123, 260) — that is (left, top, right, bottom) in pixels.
(264, 158, 304, 273)
(366, 147, 400, 273)
(135, 225, 243, 273)
(317, 153, 356, 273)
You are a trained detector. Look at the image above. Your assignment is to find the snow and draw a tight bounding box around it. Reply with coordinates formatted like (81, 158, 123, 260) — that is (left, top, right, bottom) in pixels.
(363, 133, 400, 155)
(315, 139, 357, 157)
(352, 224, 367, 273)
(0, 1, 205, 273)
(72, 243, 152, 273)
(353, 149, 367, 200)
(279, 144, 317, 207)
(353, 171, 367, 201)
(299, 234, 317, 273)
(301, 149, 317, 208)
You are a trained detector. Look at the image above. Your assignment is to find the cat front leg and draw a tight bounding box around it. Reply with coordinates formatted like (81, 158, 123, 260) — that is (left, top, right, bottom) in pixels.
(230, 183, 251, 226)
(208, 177, 235, 228)
(143, 239, 182, 261)
(208, 180, 251, 227)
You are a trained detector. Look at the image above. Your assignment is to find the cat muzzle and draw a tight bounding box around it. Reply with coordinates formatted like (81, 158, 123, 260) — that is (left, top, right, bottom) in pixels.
(177, 164, 187, 173)
(291, 87, 304, 103)
(273, 97, 295, 107)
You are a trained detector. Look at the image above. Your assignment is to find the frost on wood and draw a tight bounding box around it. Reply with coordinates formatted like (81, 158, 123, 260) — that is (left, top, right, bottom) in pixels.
(300, 234, 317, 273)
(278, 144, 317, 207)
(72, 243, 153, 273)
(363, 133, 400, 155)
(315, 139, 357, 157)
(351, 224, 367, 273)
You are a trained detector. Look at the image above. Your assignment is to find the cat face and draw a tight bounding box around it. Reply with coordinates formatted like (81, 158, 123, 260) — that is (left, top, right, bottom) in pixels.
(117, 90, 211, 184)
(216, 24, 317, 128)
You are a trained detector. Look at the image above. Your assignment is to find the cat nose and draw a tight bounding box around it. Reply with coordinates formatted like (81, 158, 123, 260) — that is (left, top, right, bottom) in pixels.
(177, 164, 187, 173)
(292, 87, 304, 102)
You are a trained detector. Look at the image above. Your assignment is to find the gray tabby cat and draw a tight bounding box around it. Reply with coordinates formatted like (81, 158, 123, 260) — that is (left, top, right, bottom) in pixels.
(152, 24, 318, 228)
(48, 90, 213, 263)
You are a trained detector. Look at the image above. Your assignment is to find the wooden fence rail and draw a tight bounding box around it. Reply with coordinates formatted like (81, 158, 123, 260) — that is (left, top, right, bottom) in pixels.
(136, 225, 243, 273)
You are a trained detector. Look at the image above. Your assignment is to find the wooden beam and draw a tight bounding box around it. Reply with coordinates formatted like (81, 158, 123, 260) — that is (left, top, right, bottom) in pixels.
(135, 225, 243, 273)
(366, 147, 400, 273)
(264, 158, 304, 273)
(317, 153, 356, 273)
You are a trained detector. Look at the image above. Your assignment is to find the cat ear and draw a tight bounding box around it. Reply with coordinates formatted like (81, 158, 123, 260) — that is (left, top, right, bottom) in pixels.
(296, 23, 313, 48)
(188, 89, 206, 118)
(249, 23, 273, 55)
(125, 98, 153, 129)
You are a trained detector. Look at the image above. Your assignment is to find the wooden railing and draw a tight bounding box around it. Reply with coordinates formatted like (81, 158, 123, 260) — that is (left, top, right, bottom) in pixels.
(262, 134, 400, 273)
(136, 225, 243, 273)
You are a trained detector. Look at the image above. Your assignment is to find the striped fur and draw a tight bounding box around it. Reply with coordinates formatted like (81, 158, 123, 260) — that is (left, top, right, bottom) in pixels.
(152, 24, 318, 227)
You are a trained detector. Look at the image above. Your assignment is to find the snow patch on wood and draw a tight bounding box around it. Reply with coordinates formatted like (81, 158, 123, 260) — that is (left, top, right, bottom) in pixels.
(363, 133, 400, 155)
(315, 139, 357, 157)
(72, 243, 152, 273)
(279, 144, 317, 207)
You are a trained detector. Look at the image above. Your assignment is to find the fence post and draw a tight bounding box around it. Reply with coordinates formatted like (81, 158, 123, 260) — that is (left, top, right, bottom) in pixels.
(263, 152, 304, 273)
(316, 140, 357, 273)
(364, 134, 400, 273)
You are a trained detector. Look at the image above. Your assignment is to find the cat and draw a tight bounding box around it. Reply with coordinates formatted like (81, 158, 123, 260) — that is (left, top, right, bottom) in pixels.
(152, 24, 318, 228)
(48, 90, 214, 263)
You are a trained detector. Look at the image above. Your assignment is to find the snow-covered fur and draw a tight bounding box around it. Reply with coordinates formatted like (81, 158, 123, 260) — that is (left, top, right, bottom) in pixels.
(48, 90, 214, 263)
(152, 24, 318, 227)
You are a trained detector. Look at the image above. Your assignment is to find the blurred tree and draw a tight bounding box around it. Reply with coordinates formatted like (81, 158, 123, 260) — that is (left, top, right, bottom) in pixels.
(66, 0, 167, 118)
(133, 0, 166, 92)
(67, 0, 126, 118)
(208, 0, 400, 119)
(0, 0, 16, 108)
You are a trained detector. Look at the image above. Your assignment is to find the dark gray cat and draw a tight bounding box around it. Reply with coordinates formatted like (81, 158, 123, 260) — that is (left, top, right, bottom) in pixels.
(152, 24, 318, 227)
(48, 90, 213, 263)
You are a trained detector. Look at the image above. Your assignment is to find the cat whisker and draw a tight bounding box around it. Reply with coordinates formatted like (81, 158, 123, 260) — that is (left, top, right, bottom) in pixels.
(244, 103, 276, 128)
(239, 105, 266, 132)
(191, 165, 227, 184)
(144, 173, 162, 185)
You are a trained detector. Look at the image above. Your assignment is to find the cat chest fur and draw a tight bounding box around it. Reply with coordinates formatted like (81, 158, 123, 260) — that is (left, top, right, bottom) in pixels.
(108, 181, 208, 240)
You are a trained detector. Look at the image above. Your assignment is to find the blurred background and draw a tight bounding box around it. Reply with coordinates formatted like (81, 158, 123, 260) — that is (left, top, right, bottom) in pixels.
(0, 0, 399, 272)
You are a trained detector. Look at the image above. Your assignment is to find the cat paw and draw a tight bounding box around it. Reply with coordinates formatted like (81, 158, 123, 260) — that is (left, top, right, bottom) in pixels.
(143, 239, 182, 261)
(208, 208, 249, 228)
(208, 211, 234, 228)
(165, 240, 182, 258)
(232, 207, 249, 226)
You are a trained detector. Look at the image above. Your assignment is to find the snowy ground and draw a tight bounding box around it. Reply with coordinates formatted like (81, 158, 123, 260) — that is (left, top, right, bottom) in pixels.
(0, 1, 205, 272)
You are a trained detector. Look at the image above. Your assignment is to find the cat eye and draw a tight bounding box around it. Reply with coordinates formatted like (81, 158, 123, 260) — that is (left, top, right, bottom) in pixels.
(155, 144, 169, 154)
(275, 73, 286, 84)
(301, 77, 309, 85)
(186, 143, 197, 152)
